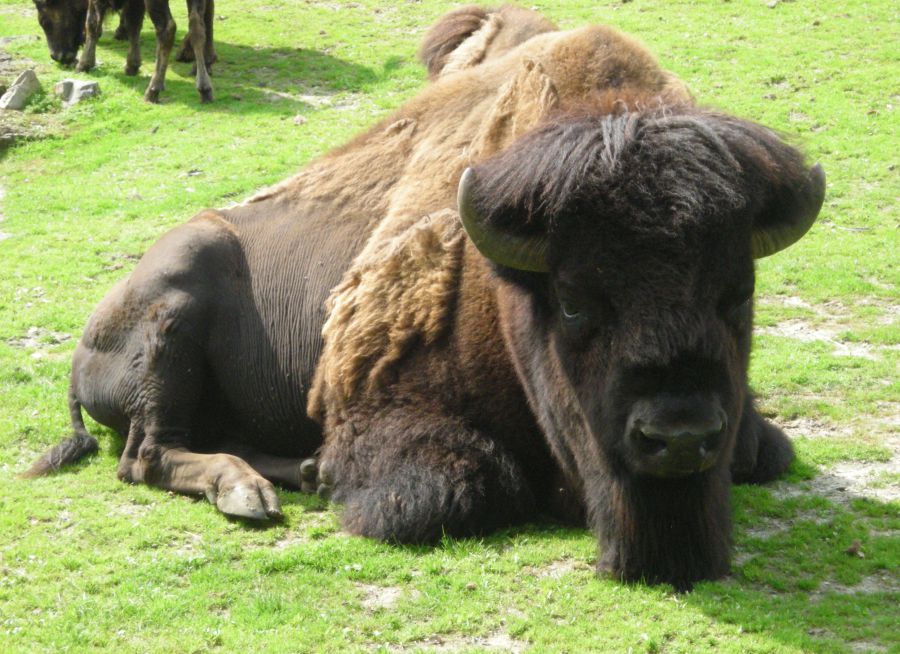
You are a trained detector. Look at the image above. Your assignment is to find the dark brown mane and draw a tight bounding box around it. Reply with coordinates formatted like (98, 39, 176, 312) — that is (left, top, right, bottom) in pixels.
(466, 108, 811, 240)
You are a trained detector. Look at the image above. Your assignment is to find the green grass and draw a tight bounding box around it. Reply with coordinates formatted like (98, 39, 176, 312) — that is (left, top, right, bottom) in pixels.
(1, 1, 898, 652)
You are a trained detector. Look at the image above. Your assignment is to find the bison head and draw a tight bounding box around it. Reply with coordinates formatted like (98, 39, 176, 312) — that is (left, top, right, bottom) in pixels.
(458, 109, 824, 588)
(33, 0, 87, 66)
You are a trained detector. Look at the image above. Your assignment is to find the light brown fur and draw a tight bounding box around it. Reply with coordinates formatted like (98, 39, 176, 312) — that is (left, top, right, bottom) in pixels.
(307, 24, 690, 425)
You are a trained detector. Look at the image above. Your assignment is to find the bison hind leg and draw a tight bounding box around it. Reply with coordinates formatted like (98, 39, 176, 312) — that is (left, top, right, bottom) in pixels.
(327, 419, 535, 543)
(731, 398, 795, 484)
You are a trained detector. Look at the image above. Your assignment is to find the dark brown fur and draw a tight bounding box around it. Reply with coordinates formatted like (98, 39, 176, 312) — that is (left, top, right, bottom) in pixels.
(25, 7, 819, 590)
(32, 0, 216, 103)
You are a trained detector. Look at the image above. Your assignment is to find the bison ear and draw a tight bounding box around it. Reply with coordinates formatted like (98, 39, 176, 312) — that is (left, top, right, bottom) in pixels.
(752, 163, 825, 258)
(467, 58, 560, 161)
(457, 167, 550, 272)
(418, 6, 497, 80)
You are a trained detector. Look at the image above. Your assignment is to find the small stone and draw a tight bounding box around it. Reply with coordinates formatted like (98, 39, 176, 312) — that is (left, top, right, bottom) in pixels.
(845, 540, 865, 558)
(0, 70, 41, 111)
(53, 78, 100, 105)
(465, 582, 477, 591)
(293, 114, 307, 125)
(767, 0, 778, 7)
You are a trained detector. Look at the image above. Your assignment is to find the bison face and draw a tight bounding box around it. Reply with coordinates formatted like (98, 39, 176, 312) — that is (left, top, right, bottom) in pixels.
(544, 240, 752, 481)
(458, 109, 824, 587)
(33, 0, 87, 66)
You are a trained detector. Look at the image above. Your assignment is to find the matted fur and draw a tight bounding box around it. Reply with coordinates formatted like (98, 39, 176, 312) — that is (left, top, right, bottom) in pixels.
(308, 210, 465, 420)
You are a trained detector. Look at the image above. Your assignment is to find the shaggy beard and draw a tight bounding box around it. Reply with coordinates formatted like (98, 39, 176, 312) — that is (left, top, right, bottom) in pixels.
(588, 462, 732, 592)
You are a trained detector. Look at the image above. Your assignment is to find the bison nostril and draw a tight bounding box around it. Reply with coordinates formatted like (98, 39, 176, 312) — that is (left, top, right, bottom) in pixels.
(634, 431, 667, 456)
(701, 434, 721, 456)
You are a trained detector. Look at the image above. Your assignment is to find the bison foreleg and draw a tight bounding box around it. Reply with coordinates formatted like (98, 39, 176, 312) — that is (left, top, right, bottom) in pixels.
(731, 396, 795, 484)
(119, 438, 283, 520)
(210, 442, 320, 493)
(318, 410, 535, 543)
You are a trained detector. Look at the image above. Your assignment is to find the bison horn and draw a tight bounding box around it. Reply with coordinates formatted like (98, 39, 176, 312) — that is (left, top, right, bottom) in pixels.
(457, 167, 550, 272)
(751, 163, 826, 259)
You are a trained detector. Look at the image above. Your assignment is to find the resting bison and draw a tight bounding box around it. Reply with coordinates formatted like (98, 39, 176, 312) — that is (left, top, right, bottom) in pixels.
(26, 6, 824, 589)
(32, 0, 217, 102)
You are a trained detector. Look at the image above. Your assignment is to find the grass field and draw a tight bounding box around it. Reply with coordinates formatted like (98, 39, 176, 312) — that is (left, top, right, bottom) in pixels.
(0, 1, 897, 652)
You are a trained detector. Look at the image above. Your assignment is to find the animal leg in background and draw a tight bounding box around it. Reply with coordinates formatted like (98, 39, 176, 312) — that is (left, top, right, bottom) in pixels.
(317, 407, 536, 543)
(122, 0, 145, 75)
(144, 0, 176, 103)
(175, 0, 217, 68)
(185, 0, 213, 102)
(75, 0, 108, 72)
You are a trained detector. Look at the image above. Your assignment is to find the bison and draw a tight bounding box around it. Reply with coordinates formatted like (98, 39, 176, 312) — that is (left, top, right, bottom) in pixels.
(32, 0, 216, 102)
(25, 6, 824, 589)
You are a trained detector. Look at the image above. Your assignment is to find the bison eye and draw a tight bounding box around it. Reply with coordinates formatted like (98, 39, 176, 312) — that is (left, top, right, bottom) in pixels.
(560, 299, 581, 320)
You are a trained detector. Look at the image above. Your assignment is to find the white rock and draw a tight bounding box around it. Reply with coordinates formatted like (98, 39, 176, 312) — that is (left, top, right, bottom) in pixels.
(0, 70, 41, 111)
(54, 79, 101, 105)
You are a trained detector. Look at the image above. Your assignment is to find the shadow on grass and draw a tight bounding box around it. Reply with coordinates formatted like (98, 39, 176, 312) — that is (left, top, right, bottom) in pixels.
(685, 467, 899, 652)
(86, 35, 397, 112)
(41, 422, 900, 651)
(381, 462, 898, 652)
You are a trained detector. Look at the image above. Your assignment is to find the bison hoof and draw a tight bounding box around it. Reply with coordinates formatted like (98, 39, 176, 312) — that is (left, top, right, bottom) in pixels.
(199, 88, 214, 103)
(210, 480, 283, 520)
(299, 458, 318, 493)
(75, 60, 95, 73)
(125, 63, 140, 76)
(144, 88, 161, 104)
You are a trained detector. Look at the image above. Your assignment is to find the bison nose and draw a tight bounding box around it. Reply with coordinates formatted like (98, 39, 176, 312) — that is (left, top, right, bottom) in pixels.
(52, 51, 77, 66)
(626, 396, 727, 478)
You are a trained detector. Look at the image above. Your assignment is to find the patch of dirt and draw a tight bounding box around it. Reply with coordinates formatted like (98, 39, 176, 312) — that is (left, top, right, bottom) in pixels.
(759, 295, 898, 322)
(811, 573, 900, 600)
(756, 295, 898, 361)
(808, 457, 900, 505)
(272, 530, 312, 550)
(522, 558, 592, 579)
(383, 631, 528, 653)
(757, 319, 891, 359)
(356, 583, 409, 611)
(773, 411, 900, 505)
(6, 326, 72, 353)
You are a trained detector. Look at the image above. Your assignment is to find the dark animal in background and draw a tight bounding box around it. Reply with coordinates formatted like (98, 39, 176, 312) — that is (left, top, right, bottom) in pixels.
(25, 6, 824, 590)
(32, 0, 217, 102)
(33, 0, 88, 66)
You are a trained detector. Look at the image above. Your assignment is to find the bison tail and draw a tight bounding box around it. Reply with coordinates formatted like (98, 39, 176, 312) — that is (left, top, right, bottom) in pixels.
(20, 386, 99, 478)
